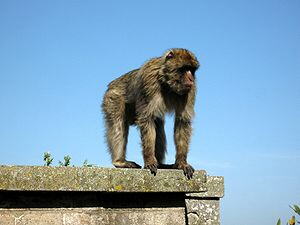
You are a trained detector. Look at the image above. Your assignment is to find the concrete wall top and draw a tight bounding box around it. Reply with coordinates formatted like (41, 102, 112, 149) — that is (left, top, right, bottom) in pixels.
(0, 166, 223, 197)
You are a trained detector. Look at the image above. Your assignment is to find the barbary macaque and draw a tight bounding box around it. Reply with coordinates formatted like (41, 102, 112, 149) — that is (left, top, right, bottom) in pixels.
(102, 48, 199, 178)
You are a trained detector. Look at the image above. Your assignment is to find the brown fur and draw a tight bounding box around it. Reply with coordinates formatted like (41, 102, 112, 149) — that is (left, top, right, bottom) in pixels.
(102, 48, 199, 178)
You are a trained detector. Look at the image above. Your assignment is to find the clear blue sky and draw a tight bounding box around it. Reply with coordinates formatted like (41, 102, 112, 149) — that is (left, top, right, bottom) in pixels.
(0, 0, 299, 224)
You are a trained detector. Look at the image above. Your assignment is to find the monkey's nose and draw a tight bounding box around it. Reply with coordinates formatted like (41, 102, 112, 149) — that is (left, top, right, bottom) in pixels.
(187, 75, 194, 83)
(185, 72, 194, 88)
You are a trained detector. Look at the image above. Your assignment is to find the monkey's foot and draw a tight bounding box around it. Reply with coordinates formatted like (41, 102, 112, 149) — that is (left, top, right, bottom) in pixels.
(113, 160, 142, 169)
(173, 163, 195, 179)
(144, 162, 158, 175)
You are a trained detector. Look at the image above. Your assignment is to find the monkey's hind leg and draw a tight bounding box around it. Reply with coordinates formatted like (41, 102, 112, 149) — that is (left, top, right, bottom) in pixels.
(108, 121, 141, 168)
(103, 93, 141, 169)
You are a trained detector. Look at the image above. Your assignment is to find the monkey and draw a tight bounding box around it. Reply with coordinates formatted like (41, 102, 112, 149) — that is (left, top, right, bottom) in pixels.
(102, 48, 199, 179)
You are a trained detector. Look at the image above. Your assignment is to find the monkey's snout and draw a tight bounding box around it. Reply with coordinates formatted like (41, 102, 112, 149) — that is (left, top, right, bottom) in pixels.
(184, 71, 194, 88)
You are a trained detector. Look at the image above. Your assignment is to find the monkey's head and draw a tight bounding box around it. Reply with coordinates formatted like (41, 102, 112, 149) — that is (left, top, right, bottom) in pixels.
(160, 48, 199, 95)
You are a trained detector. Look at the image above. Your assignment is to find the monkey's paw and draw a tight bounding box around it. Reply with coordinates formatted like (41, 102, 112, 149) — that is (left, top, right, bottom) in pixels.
(144, 162, 158, 176)
(126, 161, 142, 168)
(174, 163, 195, 179)
(183, 164, 195, 179)
(114, 160, 142, 169)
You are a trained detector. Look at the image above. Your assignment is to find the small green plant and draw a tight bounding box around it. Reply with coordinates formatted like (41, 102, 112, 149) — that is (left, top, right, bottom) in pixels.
(43, 152, 96, 168)
(83, 159, 95, 167)
(277, 205, 300, 225)
(58, 155, 71, 166)
(277, 218, 281, 225)
(43, 152, 53, 166)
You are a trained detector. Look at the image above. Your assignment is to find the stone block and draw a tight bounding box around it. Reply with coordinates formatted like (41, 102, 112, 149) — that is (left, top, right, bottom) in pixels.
(0, 166, 224, 225)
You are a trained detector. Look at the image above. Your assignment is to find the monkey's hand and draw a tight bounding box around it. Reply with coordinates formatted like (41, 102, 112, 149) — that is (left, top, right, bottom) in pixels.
(173, 163, 195, 179)
(114, 160, 142, 169)
(144, 161, 158, 176)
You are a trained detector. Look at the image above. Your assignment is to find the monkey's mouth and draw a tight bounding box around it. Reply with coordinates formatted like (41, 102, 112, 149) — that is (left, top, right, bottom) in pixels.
(167, 80, 193, 95)
(177, 85, 193, 95)
(184, 82, 193, 89)
(182, 79, 194, 91)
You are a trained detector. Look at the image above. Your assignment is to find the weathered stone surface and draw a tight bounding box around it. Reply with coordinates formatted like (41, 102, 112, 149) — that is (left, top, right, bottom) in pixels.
(0, 166, 224, 225)
(185, 176, 223, 225)
(0, 213, 14, 225)
(0, 208, 185, 225)
(0, 210, 63, 225)
(0, 166, 207, 192)
(186, 176, 224, 198)
(185, 199, 220, 225)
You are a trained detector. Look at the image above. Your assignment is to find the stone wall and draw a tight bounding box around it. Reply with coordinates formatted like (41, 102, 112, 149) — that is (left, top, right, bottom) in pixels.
(0, 166, 224, 225)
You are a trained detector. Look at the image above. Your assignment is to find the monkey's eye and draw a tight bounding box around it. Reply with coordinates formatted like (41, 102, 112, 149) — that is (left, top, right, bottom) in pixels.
(166, 51, 174, 60)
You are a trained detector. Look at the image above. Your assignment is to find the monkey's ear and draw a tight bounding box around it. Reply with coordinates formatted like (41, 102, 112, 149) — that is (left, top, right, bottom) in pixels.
(165, 51, 174, 60)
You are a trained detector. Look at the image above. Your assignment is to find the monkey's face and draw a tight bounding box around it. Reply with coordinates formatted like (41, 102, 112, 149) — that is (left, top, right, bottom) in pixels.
(160, 49, 199, 95)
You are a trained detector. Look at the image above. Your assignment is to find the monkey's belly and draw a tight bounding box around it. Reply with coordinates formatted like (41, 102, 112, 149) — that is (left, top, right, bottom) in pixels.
(125, 103, 137, 125)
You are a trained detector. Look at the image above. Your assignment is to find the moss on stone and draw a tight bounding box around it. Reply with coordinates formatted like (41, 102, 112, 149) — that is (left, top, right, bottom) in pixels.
(0, 166, 210, 193)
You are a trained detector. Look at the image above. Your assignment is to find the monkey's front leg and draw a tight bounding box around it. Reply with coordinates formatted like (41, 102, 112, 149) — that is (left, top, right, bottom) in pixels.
(140, 120, 158, 175)
(174, 118, 195, 179)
